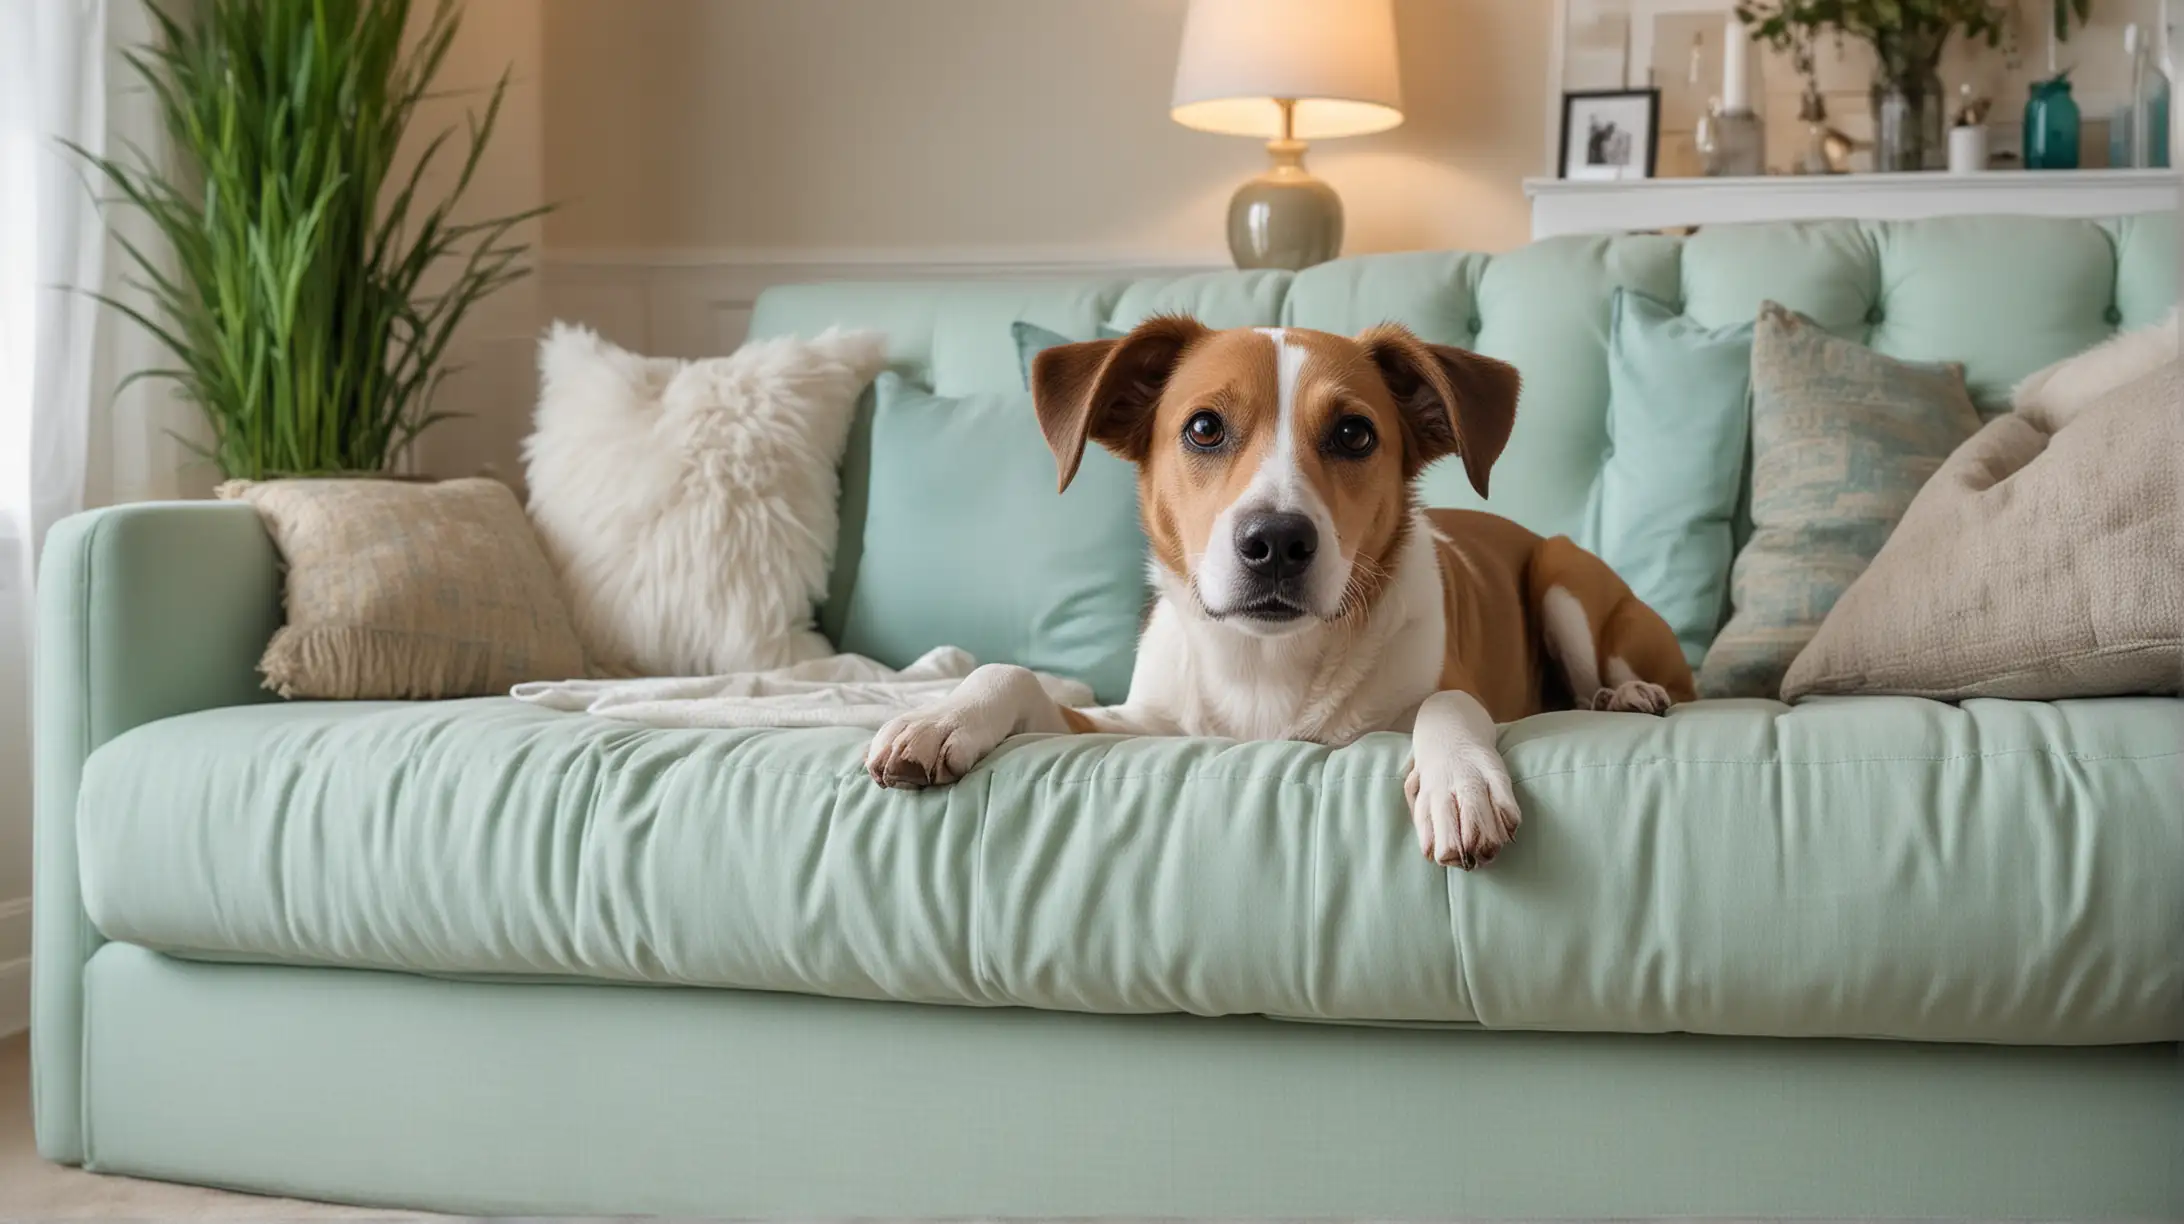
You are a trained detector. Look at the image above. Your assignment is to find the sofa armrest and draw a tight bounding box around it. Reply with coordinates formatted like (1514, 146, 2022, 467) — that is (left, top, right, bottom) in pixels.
(32, 501, 280, 1162)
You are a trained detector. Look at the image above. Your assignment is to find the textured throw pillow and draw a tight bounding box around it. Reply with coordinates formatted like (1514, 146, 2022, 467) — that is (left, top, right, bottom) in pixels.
(1581, 289, 1753, 668)
(218, 477, 585, 699)
(837, 372, 1147, 704)
(1697, 303, 1982, 699)
(1011, 320, 1125, 389)
(1782, 338, 2181, 701)
(525, 323, 887, 677)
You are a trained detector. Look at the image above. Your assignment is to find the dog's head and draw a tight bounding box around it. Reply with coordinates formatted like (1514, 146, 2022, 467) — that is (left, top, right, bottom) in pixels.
(1031, 319, 1519, 635)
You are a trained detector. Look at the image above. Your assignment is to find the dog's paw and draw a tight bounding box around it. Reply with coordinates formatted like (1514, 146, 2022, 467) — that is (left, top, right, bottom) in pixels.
(1590, 680, 1673, 715)
(864, 705, 1006, 789)
(1404, 750, 1522, 870)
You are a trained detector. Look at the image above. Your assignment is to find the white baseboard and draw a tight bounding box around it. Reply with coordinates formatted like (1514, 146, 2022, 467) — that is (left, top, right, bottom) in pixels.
(0, 895, 28, 1038)
(541, 245, 1227, 359)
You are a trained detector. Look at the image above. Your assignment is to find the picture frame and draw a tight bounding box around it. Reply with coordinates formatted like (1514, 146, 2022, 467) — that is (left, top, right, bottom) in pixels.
(1558, 88, 1662, 180)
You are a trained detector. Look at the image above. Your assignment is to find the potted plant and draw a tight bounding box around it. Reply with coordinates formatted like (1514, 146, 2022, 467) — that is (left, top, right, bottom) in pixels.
(70, 0, 543, 481)
(1736, 0, 2093, 171)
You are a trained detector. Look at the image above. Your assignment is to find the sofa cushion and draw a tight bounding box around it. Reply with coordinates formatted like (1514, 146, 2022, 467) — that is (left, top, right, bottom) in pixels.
(76, 696, 2184, 1045)
(1699, 305, 1983, 699)
(1580, 289, 1753, 667)
(525, 324, 887, 676)
(1010, 320, 1125, 388)
(214, 477, 585, 700)
(836, 373, 1146, 704)
(1782, 357, 2183, 702)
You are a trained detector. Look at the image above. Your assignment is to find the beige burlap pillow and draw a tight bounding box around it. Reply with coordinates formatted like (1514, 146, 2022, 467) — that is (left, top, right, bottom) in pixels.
(1780, 357, 2182, 702)
(219, 477, 586, 699)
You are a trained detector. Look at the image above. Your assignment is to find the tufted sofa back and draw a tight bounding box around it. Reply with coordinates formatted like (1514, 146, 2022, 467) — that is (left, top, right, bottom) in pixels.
(747, 214, 2177, 633)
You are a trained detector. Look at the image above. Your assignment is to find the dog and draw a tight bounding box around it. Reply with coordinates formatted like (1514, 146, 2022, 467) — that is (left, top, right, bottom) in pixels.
(864, 317, 1696, 869)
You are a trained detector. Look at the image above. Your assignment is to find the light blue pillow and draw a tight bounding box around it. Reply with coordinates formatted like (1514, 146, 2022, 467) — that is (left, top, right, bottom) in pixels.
(1581, 289, 1753, 668)
(837, 372, 1147, 704)
(1011, 320, 1126, 389)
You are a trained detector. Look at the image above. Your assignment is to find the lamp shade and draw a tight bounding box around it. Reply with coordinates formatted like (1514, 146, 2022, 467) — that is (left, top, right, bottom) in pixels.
(1171, 0, 1403, 140)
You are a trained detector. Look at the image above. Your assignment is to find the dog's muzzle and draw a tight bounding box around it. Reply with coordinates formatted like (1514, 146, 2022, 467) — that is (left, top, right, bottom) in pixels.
(1228, 511, 1317, 621)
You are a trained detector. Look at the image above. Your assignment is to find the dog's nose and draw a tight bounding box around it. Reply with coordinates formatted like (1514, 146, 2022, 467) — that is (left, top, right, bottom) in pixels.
(1236, 512, 1319, 580)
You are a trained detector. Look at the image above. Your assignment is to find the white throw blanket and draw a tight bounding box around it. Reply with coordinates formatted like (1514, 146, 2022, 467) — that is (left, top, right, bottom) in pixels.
(510, 647, 1095, 730)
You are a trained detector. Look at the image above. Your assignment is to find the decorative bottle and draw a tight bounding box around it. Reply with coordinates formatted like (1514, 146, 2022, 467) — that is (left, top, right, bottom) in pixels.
(2168, 0, 2181, 166)
(2108, 22, 2171, 167)
(2024, 74, 2082, 170)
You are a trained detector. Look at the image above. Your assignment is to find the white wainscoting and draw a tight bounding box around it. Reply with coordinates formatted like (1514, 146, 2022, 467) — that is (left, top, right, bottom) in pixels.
(541, 247, 1229, 358)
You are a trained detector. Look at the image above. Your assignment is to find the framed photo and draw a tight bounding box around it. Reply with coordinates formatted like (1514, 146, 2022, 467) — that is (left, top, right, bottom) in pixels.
(1558, 88, 1661, 180)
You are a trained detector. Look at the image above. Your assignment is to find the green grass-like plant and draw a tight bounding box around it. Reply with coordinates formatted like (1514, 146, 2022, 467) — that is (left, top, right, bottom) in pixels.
(71, 0, 545, 479)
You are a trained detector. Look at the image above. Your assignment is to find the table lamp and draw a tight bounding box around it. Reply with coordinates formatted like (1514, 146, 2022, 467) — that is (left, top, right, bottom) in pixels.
(1171, 0, 1403, 270)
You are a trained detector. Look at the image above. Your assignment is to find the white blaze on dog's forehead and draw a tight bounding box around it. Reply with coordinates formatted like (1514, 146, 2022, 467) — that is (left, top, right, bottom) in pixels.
(1253, 327, 1308, 445)
(1247, 327, 1310, 503)
(1188, 325, 1351, 627)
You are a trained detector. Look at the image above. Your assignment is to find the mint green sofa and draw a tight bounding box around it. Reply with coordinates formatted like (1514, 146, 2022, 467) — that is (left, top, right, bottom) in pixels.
(33, 216, 2184, 1217)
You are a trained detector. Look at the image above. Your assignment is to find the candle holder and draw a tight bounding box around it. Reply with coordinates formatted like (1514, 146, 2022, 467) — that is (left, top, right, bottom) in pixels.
(1697, 101, 1767, 175)
(1698, 13, 1766, 175)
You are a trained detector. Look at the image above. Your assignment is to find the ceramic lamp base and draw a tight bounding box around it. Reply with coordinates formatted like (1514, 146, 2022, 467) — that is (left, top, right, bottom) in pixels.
(1226, 139, 1342, 270)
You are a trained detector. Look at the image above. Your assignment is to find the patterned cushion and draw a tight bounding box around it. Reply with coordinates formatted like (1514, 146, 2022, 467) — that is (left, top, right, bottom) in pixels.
(1698, 304, 1983, 699)
(219, 477, 586, 699)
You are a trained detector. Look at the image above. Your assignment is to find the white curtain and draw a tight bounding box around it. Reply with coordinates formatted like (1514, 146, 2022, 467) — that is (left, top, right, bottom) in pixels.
(3, 0, 102, 571)
(2, 0, 105, 945)
(3, 0, 197, 950)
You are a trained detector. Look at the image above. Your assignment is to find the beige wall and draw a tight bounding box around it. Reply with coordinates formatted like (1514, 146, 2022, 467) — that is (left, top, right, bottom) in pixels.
(541, 0, 1554, 259)
(401, 0, 1553, 482)
(406, 0, 547, 483)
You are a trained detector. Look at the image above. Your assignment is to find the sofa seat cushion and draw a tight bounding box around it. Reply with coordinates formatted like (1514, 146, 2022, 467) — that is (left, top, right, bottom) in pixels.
(77, 696, 2184, 1044)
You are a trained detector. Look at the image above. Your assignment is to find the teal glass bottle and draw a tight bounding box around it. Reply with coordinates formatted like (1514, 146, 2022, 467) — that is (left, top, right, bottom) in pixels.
(2024, 75, 2082, 169)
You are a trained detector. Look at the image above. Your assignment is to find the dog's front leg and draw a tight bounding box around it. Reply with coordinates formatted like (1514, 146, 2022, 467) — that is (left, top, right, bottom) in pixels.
(865, 663, 1086, 789)
(1406, 690, 1523, 869)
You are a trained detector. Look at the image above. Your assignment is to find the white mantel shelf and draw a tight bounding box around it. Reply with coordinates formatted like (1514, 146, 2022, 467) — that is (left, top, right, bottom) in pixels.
(1524, 168, 2180, 239)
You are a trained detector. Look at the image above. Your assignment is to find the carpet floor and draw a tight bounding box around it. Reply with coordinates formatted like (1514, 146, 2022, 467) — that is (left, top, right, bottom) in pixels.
(0, 1031, 434, 1218)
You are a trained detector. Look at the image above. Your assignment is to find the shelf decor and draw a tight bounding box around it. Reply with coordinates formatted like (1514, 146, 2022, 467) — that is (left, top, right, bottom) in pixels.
(1734, 0, 2093, 172)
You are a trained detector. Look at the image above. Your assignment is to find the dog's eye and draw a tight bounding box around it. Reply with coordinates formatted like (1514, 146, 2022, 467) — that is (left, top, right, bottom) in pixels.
(1331, 415, 1377, 457)
(1183, 411, 1226, 451)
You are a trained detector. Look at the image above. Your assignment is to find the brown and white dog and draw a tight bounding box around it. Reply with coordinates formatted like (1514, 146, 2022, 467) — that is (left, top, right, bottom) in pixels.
(864, 317, 1695, 869)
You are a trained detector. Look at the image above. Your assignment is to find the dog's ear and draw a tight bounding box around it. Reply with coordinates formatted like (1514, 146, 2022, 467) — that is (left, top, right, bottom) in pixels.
(1358, 323, 1521, 497)
(1031, 314, 1208, 492)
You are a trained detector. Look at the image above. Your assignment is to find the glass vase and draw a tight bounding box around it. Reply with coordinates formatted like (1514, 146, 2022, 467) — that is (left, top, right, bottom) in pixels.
(2024, 75, 2082, 169)
(1869, 54, 1946, 171)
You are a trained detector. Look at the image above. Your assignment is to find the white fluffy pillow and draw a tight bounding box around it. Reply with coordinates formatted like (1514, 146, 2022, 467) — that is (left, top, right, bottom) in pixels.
(2012, 305, 2180, 422)
(524, 323, 888, 677)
